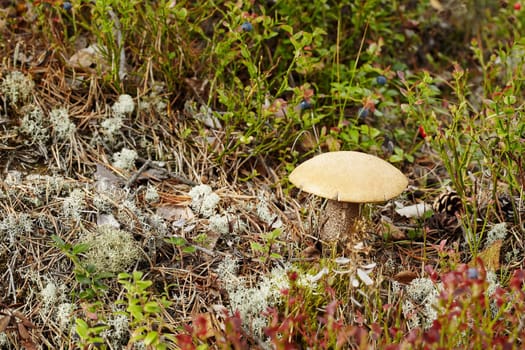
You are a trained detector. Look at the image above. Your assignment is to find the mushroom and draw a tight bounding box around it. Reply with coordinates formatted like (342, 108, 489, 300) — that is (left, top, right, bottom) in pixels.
(289, 151, 408, 242)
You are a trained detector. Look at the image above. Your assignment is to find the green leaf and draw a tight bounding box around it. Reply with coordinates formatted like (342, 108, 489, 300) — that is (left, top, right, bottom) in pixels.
(265, 228, 282, 241)
(250, 242, 263, 252)
(240, 45, 251, 60)
(136, 279, 153, 291)
(144, 301, 161, 313)
(143, 331, 159, 345)
(279, 24, 293, 34)
(118, 272, 131, 281)
(72, 243, 91, 255)
(298, 31, 313, 47)
(75, 274, 92, 285)
(270, 253, 283, 259)
(51, 235, 66, 248)
(89, 336, 105, 344)
(159, 297, 172, 308)
(115, 300, 126, 306)
(165, 237, 187, 247)
(389, 154, 403, 163)
(348, 129, 359, 144)
(182, 245, 196, 254)
(96, 271, 115, 280)
(130, 326, 148, 341)
(75, 318, 89, 339)
(91, 324, 109, 333)
(85, 264, 97, 274)
(175, 7, 187, 20)
(132, 271, 144, 281)
(127, 305, 145, 321)
(79, 288, 96, 300)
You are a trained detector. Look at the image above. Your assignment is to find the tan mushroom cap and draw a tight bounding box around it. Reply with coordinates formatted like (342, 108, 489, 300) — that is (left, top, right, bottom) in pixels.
(289, 151, 408, 203)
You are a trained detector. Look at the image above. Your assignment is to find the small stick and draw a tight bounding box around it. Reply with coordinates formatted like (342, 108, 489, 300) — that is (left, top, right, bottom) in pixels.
(136, 157, 198, 186)
(168, 172, 198, 186)
(192, 244, 231, 257)
(126, 159, 151, 187)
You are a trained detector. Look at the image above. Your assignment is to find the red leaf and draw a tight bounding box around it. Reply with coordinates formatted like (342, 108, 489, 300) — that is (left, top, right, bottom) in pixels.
(418, 125, 427, 139)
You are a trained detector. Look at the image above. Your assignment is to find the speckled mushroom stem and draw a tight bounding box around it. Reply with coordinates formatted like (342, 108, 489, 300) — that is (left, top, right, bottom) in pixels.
(320, 200, 361, 241)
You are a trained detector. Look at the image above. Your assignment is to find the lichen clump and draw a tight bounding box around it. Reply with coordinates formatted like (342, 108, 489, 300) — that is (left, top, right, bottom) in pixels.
(144, 185, 160, 203)
(0, 212, 33, 245)
(216, 258, 290, 337)
(100, 94, 135, 141)
(486, 222, 507, 246)
(256, 199, 283, 228)
(101, 114, 124, 139)
(112, 147, 138, 170)
(0, 70, 34, 106)
(62, 188, 86, 221)
(20, 104, 49, 143)
(49, 107, 76, 140)
(189, 184, 220, 217)
(401, 277, 440, 329)
(112, 94, 135, 115)
(81, 225, 142, 274)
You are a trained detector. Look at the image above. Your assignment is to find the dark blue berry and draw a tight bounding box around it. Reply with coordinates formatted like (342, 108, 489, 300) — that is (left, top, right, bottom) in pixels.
(358, 107, 369, 119)
(241, 22, 253, 32)
(62, 1, 72, 10)
(299, 100, 312, 110)
(467, 267, 479, 280)
(382, 138, 394, 154)
(376, 75, 387, 85)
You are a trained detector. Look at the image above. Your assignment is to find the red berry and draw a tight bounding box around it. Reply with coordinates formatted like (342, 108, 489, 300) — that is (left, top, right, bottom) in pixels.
(514, 2, 521, 10)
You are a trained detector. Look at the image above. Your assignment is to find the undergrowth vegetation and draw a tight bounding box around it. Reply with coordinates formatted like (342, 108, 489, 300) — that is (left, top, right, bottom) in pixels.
(0, 0, 524, 349)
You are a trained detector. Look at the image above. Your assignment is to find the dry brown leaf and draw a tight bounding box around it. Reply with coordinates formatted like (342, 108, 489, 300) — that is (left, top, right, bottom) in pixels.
(0, 315, 11, 332)
(13, 311, 35, 328)
(324, 134, 341, 152)
(97, 214, 120, 228)
(299, 131, 317, 151)
(156, 205, 194, 221)
(21, 339, 38, 350)
(471, 239, 502, 271)
(68, 44, 108, 71)
(17, 322, 30, 340)
(301, 245, 321, 260)
(393, 270, 418, 285)
(137, 168, 169, 181)
(94, 163, 125, 188)
(158, 192, 192, 205)
(194, 313, 215, 339)
(430, 0, 444, 11)
(204, 228, 221, 252)
(380, 218, 406, 240)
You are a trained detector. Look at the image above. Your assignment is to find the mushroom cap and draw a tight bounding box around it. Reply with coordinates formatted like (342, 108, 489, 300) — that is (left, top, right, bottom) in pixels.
(289, 151, 408, 203)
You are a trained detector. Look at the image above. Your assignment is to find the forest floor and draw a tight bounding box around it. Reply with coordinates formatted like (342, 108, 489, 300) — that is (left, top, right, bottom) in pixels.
(1, 1, 525, 349)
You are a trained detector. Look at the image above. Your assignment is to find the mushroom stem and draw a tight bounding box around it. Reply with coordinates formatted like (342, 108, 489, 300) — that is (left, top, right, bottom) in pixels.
(320, 200, 361, 241)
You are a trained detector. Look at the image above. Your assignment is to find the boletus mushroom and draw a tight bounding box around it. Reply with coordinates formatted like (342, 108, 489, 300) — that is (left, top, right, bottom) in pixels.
(289, 151, 408, 241)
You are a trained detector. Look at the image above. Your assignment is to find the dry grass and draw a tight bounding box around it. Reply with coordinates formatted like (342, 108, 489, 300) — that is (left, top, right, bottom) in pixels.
(0, 36, 321, 345)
